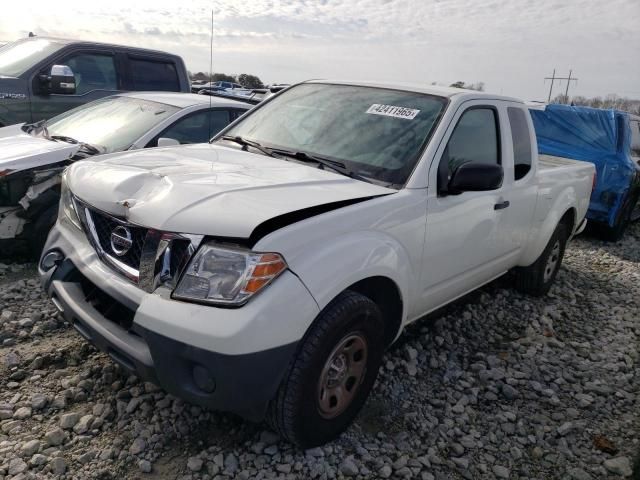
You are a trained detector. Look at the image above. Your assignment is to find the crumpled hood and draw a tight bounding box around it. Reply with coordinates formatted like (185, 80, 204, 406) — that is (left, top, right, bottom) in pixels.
(0, 124, 81, 173)
(67, 143, 394, 238)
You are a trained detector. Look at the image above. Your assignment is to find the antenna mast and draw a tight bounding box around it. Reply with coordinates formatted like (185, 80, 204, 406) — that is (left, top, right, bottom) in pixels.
(208, 9, 214, 138)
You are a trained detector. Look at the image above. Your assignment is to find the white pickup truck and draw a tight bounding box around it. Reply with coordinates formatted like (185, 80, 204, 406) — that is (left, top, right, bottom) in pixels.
(39, 81, 594, 447)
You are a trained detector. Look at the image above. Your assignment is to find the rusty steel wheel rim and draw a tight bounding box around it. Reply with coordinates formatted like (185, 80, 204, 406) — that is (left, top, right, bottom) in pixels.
(317, 332, 368, 419)
(544, 239, 561, 283)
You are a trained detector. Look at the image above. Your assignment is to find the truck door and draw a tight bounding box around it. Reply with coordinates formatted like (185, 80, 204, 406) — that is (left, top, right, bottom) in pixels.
(30, 50, 121, 122)
(419, 102, 513, 313)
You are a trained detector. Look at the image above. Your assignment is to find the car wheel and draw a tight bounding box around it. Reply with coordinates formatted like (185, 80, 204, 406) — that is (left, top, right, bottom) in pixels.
(600, 193, 638, 242)
(266, 290, 385, 448)
(515, 221, 569, 296)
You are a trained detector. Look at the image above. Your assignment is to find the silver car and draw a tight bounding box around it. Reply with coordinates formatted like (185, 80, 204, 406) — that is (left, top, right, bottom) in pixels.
(0, 92, 252, 254)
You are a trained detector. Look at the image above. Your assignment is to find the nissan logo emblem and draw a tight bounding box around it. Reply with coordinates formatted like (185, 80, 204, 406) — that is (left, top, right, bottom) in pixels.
(110, 226, 133, 256)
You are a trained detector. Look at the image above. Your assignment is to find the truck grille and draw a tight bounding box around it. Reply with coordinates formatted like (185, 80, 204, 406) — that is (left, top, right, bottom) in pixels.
(87, 209, 147, 271)
(74, 200, 197, 292)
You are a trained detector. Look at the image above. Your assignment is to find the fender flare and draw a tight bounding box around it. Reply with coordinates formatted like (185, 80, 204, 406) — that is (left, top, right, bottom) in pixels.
(284, 231, 412, 334)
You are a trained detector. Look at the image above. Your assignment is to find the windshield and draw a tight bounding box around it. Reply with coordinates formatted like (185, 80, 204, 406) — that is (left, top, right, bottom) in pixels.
(44, 96, 180, 152)
(219, 83, 447, 185)
(0, 38, 64, 77)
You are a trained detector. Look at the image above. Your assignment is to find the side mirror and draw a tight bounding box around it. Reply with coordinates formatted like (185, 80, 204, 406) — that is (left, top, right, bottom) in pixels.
(448, 162, 503, 194)
(157, 137, 180, 147)
(40, 65, 76, 94)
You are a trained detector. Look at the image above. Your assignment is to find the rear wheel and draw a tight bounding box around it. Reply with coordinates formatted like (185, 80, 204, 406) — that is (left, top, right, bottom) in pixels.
(266, 290, 385, 448)
(515, 221, 569, 296)
(600, 193, 638, 242)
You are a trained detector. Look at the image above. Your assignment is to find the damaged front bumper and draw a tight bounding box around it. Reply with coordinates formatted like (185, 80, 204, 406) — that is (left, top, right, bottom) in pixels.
(0, 167, 63, 250)
(39, 220, 319, 421)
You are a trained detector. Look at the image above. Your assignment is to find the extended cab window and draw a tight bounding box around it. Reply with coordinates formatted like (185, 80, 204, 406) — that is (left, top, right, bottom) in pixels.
(438, 108, 499, 191)
(507, 107, 533, 180)
(150, 109, 231, 146)
(130, 58, 179, 91)
(64, 53, 117, 94)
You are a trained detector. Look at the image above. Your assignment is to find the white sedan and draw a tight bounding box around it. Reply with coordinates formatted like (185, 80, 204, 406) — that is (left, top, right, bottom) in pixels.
(0, 92, 252, 253)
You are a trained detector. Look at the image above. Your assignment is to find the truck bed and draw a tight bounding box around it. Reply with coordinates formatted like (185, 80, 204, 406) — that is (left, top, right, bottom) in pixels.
(538, 154, 591, 172)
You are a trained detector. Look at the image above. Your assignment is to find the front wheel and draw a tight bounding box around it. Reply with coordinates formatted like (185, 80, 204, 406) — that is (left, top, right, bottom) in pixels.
(515, 221, 569, 296)
(266, 290, 385, 448)
(28, 205, 59, 258)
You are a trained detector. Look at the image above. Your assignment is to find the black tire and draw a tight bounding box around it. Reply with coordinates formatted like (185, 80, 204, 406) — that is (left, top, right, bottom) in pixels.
(28, 205, 59, 258)
(599, 193, 638, 242)
(266, 290, 385, 448)
(515, 221, 569, 296)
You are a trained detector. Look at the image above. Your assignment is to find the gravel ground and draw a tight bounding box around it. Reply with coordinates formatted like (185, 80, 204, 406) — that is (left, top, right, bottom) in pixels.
(0, 223, 638, 480)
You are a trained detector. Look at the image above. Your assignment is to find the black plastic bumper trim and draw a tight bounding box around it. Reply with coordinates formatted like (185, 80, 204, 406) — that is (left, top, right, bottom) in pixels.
(50, 278, 157, 382)
(45, 262, 297, 421)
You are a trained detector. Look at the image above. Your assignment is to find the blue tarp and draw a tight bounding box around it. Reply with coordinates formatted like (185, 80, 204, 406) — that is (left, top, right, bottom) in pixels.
(529, 104, 636, 226)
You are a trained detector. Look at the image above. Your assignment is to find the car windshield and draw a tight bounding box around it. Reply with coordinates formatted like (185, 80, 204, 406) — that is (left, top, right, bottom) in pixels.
(0, 38, 64, 77)
(43, 96, 180, 153)
(219, 83, 447, 186)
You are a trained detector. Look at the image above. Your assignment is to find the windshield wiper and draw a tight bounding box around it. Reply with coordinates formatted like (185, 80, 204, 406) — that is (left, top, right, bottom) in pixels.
(270, 148, 370, 183)
(50, 135, 102, 155)
(220, 135, 275, 157)
(221, 136, 371, 183)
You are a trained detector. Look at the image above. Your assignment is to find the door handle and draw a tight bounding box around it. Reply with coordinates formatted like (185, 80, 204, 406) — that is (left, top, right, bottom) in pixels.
(494, 200, 510, 210)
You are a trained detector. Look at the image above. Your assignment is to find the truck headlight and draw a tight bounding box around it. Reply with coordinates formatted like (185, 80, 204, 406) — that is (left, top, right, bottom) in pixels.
(60, 173, 82, 230)
(173, 243, 287, 306)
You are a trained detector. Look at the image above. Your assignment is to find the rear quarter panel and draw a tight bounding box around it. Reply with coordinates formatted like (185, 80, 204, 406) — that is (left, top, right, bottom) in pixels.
(518, 155, 594, 266)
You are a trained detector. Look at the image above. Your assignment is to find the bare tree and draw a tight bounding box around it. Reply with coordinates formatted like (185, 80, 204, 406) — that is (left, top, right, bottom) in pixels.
(237, 74, 264, 89)
(449, 81, 484, 91)
(548, 93, 640, 115)
(551, 93, 569, 105)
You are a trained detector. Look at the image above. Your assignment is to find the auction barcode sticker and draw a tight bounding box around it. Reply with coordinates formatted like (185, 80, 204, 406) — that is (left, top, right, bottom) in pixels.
(366, 104, 420, 120)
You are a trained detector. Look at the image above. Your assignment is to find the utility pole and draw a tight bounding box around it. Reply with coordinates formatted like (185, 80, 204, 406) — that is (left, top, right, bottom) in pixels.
(544, 69, 578, 104)
(564, 69, 577, 100)
(545, 69, 556, 103)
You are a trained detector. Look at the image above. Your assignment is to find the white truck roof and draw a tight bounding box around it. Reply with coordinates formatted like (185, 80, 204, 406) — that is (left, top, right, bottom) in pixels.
(307, 79, 523, 103)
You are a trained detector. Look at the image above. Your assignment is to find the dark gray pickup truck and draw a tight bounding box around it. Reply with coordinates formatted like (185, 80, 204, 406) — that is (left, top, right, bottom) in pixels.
(0, 36, 190, 126)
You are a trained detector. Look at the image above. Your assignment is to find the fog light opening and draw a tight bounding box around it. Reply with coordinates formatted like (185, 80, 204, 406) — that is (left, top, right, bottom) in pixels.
(192, 364, 216, 393)
(41, 250, 63, 271)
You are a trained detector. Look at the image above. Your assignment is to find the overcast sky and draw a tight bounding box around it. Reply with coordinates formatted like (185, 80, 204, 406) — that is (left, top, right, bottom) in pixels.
(2, 0, 639, 101)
